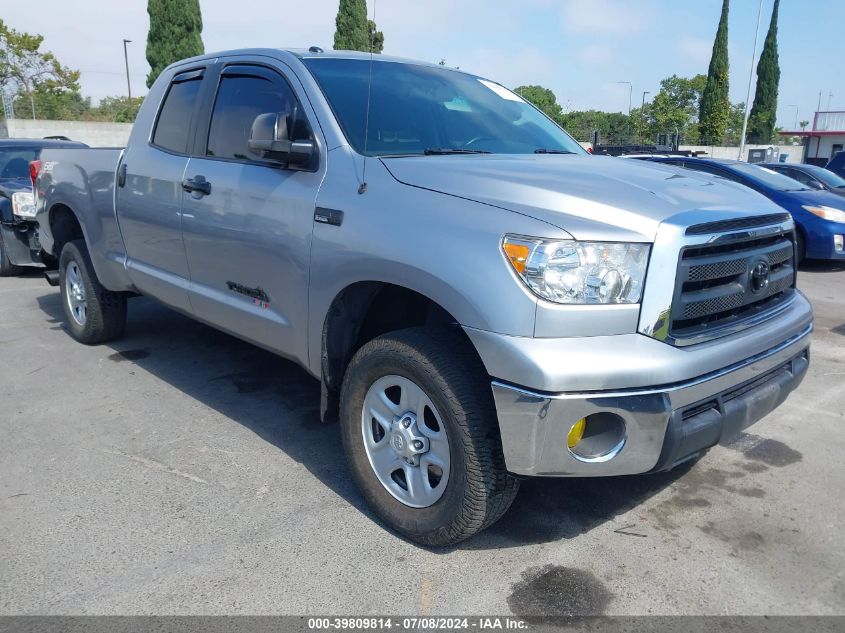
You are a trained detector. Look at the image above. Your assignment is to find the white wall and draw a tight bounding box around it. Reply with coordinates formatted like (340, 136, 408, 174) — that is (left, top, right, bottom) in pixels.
(806, 135, 845, 163)
(0, 119, 132, 147)
(578, 141, 805, 163)
(679, 144, 805, 164)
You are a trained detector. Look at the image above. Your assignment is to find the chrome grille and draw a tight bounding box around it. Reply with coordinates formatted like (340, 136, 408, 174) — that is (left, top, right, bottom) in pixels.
(669, 231, 796, 342)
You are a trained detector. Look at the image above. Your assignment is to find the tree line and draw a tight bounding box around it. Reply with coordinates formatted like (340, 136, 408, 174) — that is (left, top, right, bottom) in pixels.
(518, 74, 748, 147)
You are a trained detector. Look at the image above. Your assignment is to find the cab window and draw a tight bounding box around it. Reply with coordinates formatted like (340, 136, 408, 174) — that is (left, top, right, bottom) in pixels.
(152, 70, 204, 154)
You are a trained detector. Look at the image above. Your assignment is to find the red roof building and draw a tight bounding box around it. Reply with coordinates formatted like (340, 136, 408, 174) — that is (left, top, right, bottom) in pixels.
(780, 111, 845, 166)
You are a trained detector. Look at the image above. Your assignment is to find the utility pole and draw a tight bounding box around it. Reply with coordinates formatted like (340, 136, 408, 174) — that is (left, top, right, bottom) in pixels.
(617, 81, 632, 143)
(640, 91, 650, 145)
(122, 39, 133, 105)
(738, 0, 764, 161)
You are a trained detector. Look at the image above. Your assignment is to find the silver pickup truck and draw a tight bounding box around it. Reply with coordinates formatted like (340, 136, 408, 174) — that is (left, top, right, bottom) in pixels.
(35, 49, 812, 546)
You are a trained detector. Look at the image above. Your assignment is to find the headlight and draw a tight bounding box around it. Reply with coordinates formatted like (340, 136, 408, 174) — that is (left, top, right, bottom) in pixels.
(11, 192, 36, 219)
(802, 205, 845, 223)
(502, 236, 650, 304)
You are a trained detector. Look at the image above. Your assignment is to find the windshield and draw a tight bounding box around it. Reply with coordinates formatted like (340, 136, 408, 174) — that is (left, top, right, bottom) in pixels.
(729, 162, 812, 192)
(801, 164, 845, 188)
(303, 58, 585, 157)
(0, 149, 38, 179)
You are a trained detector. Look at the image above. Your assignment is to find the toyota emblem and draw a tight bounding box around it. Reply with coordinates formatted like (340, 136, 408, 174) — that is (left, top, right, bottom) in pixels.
(749, 260, 770, 294)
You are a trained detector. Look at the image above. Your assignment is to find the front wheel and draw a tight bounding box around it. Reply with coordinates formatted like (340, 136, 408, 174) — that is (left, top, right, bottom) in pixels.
(59, 240, 127, 344)
(339, 327, 519, 546)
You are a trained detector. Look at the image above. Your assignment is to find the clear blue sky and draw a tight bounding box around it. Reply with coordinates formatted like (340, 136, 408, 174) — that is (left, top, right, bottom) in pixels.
(6, 0, 843, 129)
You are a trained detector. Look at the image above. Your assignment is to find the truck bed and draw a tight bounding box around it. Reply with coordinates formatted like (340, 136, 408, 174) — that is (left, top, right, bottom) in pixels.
(37, 147, 129, 290)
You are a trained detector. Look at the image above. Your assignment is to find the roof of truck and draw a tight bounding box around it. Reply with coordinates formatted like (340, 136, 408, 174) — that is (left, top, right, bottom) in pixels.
(174, 48, 451, 71)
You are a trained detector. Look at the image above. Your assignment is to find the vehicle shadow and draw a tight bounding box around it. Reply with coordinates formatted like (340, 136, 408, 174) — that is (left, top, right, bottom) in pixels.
(458, 463, 694, 551)
(35, 292, 692, 550)
(799, 259, 845, 273)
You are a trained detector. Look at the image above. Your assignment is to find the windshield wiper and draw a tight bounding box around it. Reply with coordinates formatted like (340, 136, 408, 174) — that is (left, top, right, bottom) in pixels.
(534, 148, 576, 154)
(423, 148, 491, 155)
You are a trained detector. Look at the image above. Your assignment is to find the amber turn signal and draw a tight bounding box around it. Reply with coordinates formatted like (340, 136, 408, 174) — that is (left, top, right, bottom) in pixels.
(503, 241, 530, 274)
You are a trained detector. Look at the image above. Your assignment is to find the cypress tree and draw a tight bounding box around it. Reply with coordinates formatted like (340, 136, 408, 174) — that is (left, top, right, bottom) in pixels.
(748, 0, 781, 143)
(368, 19, 384, 54)
(145, 0, 204, 88)
(698, 0, 730, 145)
(333, 0, 369, 52)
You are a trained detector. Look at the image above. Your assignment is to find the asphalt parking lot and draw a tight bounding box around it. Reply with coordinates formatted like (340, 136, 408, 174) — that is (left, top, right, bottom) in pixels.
(1, 262, 843, 616)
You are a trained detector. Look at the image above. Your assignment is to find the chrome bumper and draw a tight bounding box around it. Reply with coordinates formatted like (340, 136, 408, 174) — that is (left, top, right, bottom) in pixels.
(491, 324, 812, 477)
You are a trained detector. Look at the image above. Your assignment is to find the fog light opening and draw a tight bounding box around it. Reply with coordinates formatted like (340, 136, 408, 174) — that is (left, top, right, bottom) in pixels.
(567, 418, 586, 449)
(568, 413, 626, 462)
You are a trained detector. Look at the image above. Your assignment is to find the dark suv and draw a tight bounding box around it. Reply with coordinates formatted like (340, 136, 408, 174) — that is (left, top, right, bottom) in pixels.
(0, 138, 87, 275)
(826, 151, 845, 180)
(762, 162, 845, 197)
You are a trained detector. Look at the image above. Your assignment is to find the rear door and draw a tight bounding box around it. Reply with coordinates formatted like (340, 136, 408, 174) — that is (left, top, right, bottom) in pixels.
(179, 61, 323, 363)
(116, 67, 206, 312)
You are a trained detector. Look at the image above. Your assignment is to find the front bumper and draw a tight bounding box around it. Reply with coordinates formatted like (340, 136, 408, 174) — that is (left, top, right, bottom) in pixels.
(0, 221, 43, 267)
(490, 323, 811, 477)
(802, 216, 845, 260)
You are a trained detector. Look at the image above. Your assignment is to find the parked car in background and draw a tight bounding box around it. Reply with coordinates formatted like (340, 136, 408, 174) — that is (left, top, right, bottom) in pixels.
(640, 156, 845, 261)
(762, 162, 845, 197)
(0, 138, 88, 275)
(826, 151, 845, 180)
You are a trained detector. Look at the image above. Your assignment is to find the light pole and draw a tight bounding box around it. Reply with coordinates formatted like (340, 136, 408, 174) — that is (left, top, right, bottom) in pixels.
(617, 81, 632, 143)
(739, 0, 764, 160)
(640, 91, 650, 145)
(787, 104, 798, 130)
(122, 39, 132, 105)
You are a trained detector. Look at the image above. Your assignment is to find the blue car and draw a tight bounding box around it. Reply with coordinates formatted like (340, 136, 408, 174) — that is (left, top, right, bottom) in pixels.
(640, 156, 845, 261)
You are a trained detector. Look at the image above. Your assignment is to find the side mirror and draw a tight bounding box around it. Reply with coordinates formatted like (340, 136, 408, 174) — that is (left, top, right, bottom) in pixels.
(807, 180, 824, 190)
(248, 112, 315, 167)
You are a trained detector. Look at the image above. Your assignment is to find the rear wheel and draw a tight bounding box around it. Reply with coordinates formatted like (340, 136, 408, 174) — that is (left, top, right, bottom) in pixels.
(339, 327, 519, 546)
(59, 240, 127, 344)
(0, 229, 24, 277)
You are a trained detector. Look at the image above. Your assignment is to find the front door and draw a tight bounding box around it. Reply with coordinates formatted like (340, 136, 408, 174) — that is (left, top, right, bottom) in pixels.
(180, 63, 323, 365)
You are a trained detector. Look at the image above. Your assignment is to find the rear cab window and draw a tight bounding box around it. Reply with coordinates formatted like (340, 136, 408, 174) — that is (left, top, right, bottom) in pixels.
(152, 69, 205, 154)
(0, 149, 38, 179)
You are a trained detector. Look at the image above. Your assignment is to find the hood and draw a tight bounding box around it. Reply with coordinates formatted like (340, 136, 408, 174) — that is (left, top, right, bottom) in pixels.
(381, 154, 784, 241)
(772, 187, 845, 210)
(0, 177, 32, 197)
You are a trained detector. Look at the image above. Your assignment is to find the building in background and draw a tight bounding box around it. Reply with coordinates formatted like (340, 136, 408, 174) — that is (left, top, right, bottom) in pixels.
(781, 111, 845, 166)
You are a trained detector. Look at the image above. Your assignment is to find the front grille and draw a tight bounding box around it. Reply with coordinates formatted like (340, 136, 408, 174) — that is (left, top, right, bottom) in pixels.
(685, 213, 791, 236)
(669, 231, 796, 343)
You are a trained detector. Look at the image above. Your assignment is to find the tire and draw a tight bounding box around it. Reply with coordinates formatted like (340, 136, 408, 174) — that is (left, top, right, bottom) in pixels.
(795, 231, 806, 264)
(59, 239, 127, 344)
(339, 327, 519, 546)
(0, 228, 24, 277)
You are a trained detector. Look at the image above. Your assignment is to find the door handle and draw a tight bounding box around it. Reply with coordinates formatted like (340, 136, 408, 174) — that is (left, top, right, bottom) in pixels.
(182, 176, 211, 196)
